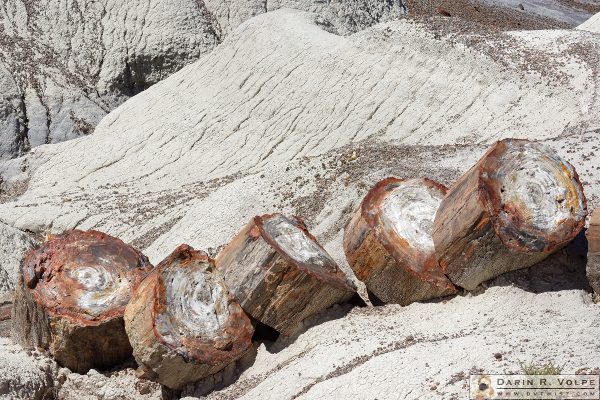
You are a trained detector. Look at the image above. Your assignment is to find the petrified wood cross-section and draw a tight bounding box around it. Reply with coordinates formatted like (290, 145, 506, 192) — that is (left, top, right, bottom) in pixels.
(587, 208, 600, 295)
(344, 177, 457, 305)
(11, 230, 153, 372)
(433, 139, 587, 290)
(216, 213, 356, 335)
(124, 244, 253, 390)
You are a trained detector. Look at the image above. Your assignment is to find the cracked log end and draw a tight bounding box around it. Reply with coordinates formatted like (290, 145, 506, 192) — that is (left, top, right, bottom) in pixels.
(587, 209, 600, 295)
(433, 138, 587, 290)
(124, 244, 254, 390)
(344, 177, 457, 305)
(216, 213, 356, 335)
(11, 230, 153, 372)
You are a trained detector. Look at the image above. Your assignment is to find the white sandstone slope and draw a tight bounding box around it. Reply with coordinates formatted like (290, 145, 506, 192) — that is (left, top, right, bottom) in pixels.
(180, 286, 600, 400)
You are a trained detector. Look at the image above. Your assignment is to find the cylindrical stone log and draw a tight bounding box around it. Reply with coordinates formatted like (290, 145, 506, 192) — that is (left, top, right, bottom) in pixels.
(433, 138, 587, 290)
(216, 213, 356, 335)
(344, 177, 458, 305)
(124, 244, 254, 390)
(587, 208, 600, 295)
(11, 230, 153, 373)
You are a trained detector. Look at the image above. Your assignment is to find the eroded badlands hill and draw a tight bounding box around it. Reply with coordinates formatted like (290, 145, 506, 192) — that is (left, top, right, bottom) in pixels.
(0, 0, 407, 159)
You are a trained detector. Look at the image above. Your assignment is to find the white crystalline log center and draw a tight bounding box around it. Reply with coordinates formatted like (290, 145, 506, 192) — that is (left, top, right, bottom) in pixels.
(379, 182, 443, 251)
(158, 265, 230, 340)
(494, 145, 585, 233)
(262, 215, 337, 271)
(69, 265, 129, 317)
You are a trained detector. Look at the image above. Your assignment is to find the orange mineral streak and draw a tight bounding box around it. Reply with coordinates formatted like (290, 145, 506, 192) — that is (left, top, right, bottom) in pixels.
(22, 230, 153, 326)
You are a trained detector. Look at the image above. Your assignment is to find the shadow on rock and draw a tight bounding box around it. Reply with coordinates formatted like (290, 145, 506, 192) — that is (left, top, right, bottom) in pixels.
(484, 230, 590, 294)
(177, 344, 258, 398)
(263, 303, 356, 355)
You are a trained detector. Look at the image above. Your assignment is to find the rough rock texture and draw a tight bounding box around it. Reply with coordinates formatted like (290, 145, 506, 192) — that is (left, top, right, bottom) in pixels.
(0, 1, 407, 159)
(57, 367, 163, 400)
(124, 244, 254, 390)
(0, 222, 38, 297)
(0, 0, 220, 159)
(0, 339, 162, 400)
(11, 230, 153, 373)
(344, 178, 456, 305)
(217, 214, 356, 334)
(433, 139, 587, 291)
(206, 0, 406, 36)
(0, 337, 58, 400)
(1, 245, 596, 400)
(587, 208, 600, 294)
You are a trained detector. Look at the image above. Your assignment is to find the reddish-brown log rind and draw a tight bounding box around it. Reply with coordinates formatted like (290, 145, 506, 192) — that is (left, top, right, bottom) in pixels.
(344, 178, 457, 305)
(124, 245, 254, 390)
(433, 139, 587, 291)
(21, 230, 152, 323)
(587, 209, 600, 294)
(11, 230, 153, 372)
(216, 214, 356, 335)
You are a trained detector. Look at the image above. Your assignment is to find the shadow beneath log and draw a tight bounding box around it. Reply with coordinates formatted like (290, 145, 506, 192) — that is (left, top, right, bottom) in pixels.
(265, 303, 355, 354)
(252, 320, 279, 343)
(98, 356, 139, 375)
(484, 231, 590, 294)
(419, 291, 460, 305)
(367, 290, 386, 306)
(178, 344, 258, 398)
(348, 292, 368, 307)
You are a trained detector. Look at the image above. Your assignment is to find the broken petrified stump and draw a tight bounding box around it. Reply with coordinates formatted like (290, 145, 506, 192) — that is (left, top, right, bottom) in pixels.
(216, 213, 356, 335)
(344, 178, 457, 305)
(433, 139, 587, 291)
(11, 230, 153, 372)
(124, 245, 254, 390)
(587, 209, 600, 295)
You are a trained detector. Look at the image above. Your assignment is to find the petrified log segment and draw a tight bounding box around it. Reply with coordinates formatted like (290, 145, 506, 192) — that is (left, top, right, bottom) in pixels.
(216, 213, 356, 335)
(344, 178, 457, 305)
(124, 245, 253, 390)
(587, 209, 600, 295)
(433, 139, 587, 290)
(11, 230, 153, 372)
